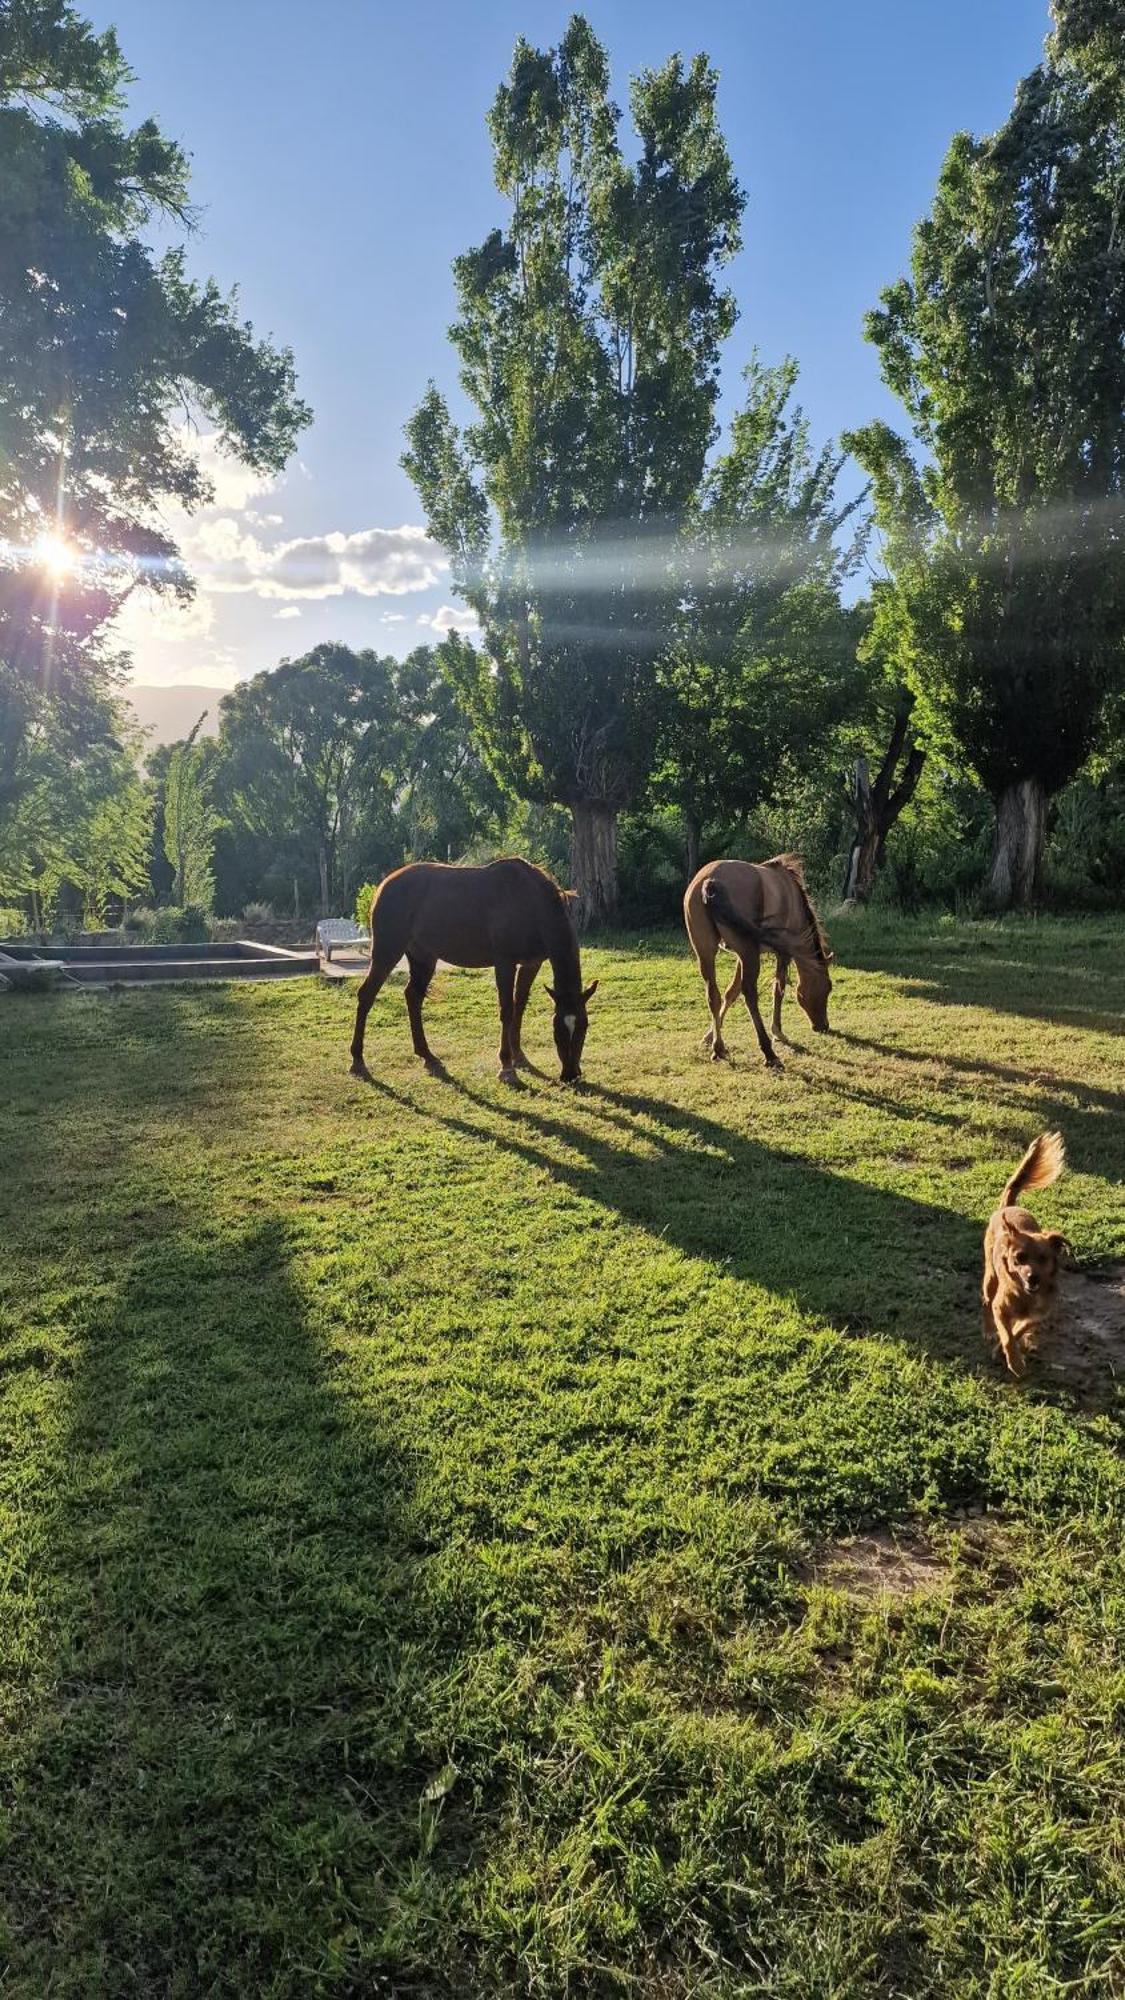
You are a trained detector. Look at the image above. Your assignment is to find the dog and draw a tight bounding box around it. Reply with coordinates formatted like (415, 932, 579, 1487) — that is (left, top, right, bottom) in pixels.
(982, 1131, 1070, 1376)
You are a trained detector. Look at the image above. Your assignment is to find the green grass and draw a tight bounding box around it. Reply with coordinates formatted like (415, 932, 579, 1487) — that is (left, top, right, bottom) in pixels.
(1, 912, 1123, 1997)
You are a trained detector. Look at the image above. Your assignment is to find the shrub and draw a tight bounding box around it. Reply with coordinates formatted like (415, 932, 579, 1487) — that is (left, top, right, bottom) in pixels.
(0, 906, 28, 939)
(241, 901, 275, 926)
(137, 905, 211, 945)
(354, 883, 376, 932)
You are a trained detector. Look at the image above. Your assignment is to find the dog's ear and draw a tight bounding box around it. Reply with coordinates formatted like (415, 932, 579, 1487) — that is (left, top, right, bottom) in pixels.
(825, 950, 835, 963)
(1046, 1231, 1073, 1261)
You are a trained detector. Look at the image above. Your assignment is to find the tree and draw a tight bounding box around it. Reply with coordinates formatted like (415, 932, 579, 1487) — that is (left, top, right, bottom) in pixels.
(71, 760, 153, 927)
(648, 355, 866, 874)
(0, 0, 310, 902)
(841, 685, 926, 903)
(163, 715, 218, 909)
(215, 646, 402, 916)
(394, 647, 509, 861)
(403, 16, 744, 924)
(846, 1, 1125, 907)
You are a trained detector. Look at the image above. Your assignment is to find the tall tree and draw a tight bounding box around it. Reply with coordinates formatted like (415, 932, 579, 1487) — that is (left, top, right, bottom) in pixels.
(0, 0, 310, 900)
(404, 16, 744, 924)
(649, 355, 866, 874)
(215, 646, 402, 916)
(394, 647, 508, 861)
(163, 715, 217, 909)
(846, 0, 1125, 906)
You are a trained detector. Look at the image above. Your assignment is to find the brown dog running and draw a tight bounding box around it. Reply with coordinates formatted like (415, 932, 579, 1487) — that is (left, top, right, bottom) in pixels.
(982, 1132, 1070, 1376)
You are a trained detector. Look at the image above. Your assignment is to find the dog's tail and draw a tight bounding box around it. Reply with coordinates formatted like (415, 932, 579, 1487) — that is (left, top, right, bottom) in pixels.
(1001, 1130, 1065, 1209)
(701, 876, 765, 946)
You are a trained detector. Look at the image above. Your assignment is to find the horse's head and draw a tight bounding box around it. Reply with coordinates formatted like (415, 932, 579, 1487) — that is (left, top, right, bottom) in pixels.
(546, 980, 598, 1082)
(796, 953, 833, 1033)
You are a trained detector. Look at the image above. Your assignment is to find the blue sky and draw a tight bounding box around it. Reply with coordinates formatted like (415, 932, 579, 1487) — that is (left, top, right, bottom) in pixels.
(97, 0, 1049, 687)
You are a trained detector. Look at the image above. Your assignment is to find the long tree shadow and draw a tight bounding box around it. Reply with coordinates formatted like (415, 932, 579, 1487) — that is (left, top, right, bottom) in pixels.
(834, 1027, 1125, 1119)
(1, 1218, 488, 1995)
(365, 1070, 989, 1364)
(839, 922, 1125, 1034)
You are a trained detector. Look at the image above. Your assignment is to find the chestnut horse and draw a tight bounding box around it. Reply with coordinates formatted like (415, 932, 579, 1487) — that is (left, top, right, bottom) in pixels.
(349, 858, 597, 1084)
(684, 855, 833, 1068)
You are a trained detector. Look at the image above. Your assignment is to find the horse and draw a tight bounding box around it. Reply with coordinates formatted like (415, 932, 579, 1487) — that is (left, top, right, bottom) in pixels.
(683, 855, 833, 1068)
(349, 858, 598, 1084)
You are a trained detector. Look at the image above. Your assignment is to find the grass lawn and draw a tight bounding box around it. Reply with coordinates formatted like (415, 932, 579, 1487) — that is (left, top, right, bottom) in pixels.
(1, 911, 1123, 1997)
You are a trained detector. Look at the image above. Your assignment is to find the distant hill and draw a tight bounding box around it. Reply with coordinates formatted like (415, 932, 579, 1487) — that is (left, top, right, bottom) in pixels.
(125, 685, 225, 751)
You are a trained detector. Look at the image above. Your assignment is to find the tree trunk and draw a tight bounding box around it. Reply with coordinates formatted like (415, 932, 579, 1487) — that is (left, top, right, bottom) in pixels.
(318, 843, 330, 917)
(842, 784, 881, 903)
(684, 813, 701, 883)
(986, 777, 1047, 910)
(842, 689, 926, 903)
(570, 800, 618, 931)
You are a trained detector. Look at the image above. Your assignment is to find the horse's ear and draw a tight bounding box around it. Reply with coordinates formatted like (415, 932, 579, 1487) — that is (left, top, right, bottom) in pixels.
(562, 889, 578, 903)
(545, 985, 557, 1003)
(826, 951, 835, 964)
(582, 980, 599, 1003)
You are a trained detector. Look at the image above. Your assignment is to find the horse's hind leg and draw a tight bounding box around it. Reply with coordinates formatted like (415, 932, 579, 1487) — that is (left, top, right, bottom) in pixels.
(695, 938, 728, 1059)
(718, 957, 743, 1039)
(349, 940, 399, 1079)
(404, 954, 439, 1069)
(494, 956, 519, 1082)
(510, 958, 542, 1068)
(770, 953, 790, 1041)
(739, 950, 781, 1069)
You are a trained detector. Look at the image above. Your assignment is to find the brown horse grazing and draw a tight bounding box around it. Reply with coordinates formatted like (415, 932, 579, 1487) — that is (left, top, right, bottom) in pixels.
(349, 858, 598, 1084)
(683, 855, 833, 1068)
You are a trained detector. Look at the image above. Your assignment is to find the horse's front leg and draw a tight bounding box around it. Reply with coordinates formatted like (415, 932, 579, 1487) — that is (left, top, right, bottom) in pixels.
(404, 954, 439, 1069)
(494, 957, 519, 1082)
(349, 943, 397, 1079)
(770, 952, 791, 1043)
(510, 958, 543, 1068)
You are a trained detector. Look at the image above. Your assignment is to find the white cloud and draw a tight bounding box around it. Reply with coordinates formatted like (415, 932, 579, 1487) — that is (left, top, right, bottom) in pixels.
(114, 582, 216, 649)
(380, 612, 407, 624)
(274, 605, 301, 620)
(182, 518, 447, 602)
(183, 428, 277, 513)
(417, 603, 479, 635)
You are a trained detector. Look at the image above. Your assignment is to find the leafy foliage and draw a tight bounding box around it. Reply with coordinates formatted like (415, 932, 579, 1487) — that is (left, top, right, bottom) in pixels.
(649, 354, 868, 859)
(163, 715, 217, 911)
(0, 0, 309, 905)
(403, 15, 745, 917)
(847, 2, 1125, 899)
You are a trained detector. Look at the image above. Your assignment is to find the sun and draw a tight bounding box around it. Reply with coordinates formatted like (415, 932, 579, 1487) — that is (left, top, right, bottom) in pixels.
(31, 530, 76, 581)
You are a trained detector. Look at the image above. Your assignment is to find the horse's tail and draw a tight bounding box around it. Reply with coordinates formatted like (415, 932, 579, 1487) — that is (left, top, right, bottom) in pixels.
(701, 877, 772, 948)
(1001, 1131, 1065, 1209)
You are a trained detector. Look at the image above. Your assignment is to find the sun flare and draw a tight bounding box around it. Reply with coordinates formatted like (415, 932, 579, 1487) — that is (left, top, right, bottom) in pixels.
(31, 530, 76, 581)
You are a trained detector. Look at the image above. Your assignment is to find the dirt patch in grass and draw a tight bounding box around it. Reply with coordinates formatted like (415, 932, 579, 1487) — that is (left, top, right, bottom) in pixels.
(1033, 1263, 1125, 1402)
(813, 1526, 950, 1602)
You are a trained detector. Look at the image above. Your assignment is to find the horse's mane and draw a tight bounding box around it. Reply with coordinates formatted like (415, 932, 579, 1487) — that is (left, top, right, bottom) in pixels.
(485, 853, 576, 907)
(764, 853, 830, 965)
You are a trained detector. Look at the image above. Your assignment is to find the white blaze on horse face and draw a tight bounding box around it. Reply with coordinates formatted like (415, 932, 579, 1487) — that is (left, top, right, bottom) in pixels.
(564, 1014, 577, 1034)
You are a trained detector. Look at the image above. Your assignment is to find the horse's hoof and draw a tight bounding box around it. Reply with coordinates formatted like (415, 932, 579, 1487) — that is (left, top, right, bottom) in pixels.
(498, 1066, 519, 1086)
(764, 1054, 784, 1072)
(710, 1044, 727, 1062)
(349, 1060, 373, 1082)
(423, 1057, 447, 1078)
